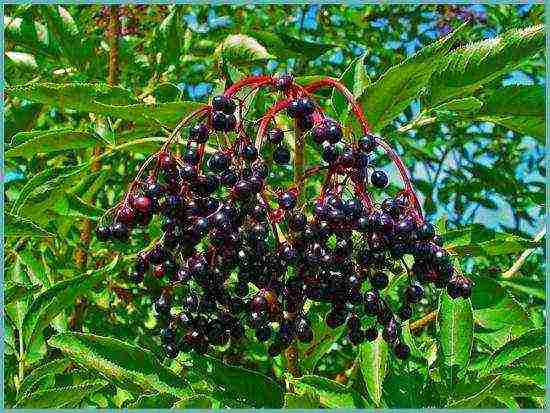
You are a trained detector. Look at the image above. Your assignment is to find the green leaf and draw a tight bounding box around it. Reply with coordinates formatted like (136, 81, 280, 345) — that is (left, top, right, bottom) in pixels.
(297, 303, 346, 372)
(5, 283, 40, 304)
(172, 394, 215, 409)
(6, 129, 105, 158)
(6, 51, 38, 69)
(500, 277, 545, 300)
(215, 34, 275, 67)
(476, 85, 545, 142)
(18, 358, 72, 400)
(48, 332, 191, 397)
(6, 82, 203, 127)
(154, 6, 181, 64)
(22, 259, 117, 347)
(332, 56, 370, 117)
(51, 193, 104, 221)
(5, 212, 53, 237)
(492, 365, 545, 389)
(481, 328, 544, 375)
(448, 376, 500, 408)
(293, 375, 369, 408)
(17, 248, 49, 287)
(253, 31, 335, 59)
(127, 393, 178, 409)
(427, 24, 544, 105)
(359, 333, 388, 407)
(434, 97, 484, 114)
(191, 354, 284, 408)
(471, 277, 532, 332)
(443, 224, 540, 256)
(14, 380, 108, 408)
(284, 392, 319, 408)
(360, 22, 467, 131)
(437, 293, 473, 368)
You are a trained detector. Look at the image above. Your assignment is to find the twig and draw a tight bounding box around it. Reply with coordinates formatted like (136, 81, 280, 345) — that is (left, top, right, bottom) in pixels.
(409, 310, 437, 332)
(502, 227, 545, 278)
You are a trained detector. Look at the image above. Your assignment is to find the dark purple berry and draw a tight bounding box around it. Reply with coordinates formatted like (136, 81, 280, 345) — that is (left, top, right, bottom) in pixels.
(371, 170, 389, 189)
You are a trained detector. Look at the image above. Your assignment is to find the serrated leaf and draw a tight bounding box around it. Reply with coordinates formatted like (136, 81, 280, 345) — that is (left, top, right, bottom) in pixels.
(172, 394, 215, 409)
(332, 56, 370, 117)
(5, 212, 53, 237)
(297, 303, 346, 372)
(48, 332, 191, 397)
(284, 392, 319, 408)
(448, 376, 500, 408)
(360, 22, 467, 131)
(481, 328, 544, 375)
(15, 380, 108, 408)
(437, 293, 473, 368)
(476, 85, 544, 142)
(359, 333, 388, 407)
(293, 375, 369, 408)
(22, 259, 117, 348)
(191, 354, 284, 408)
(18, 358, 72, 401)
(253, 31, 335, 59)
(427, 24, 544, 105)
(6, 51, 38, 69)
(6, 82, 203, 127)
(216, 34, 274, 67)
(6, 129, 105, 158)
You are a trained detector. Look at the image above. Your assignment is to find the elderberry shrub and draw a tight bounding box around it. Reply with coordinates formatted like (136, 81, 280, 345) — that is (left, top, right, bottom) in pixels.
(96, 76, 471, 362)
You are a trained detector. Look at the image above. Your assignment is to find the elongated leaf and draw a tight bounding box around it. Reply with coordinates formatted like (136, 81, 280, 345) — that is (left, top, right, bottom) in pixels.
(7, 129, 104, 158)
(437, 293, 473, 368)
(22, 259, 117, 347)
(51, 193, 104, 221)
(5, 283, 39, 304)
(15, 380, 107, 408)
(191, 354, 284, 408)
(48, 332, 191, 397)
(284, 392, 319, 408)
(4, 14, 61, 59)
(18, 358, 72, 400)
(6, 82, 203, 127)
(332, 56, 370, 117)
(360, 22, 467, 131)
(359, 333, 388, 407)
(481, 328, 544, 375)
(297, 303, 346, 372)
(172, 394, 215, 409)
(477, 85, 544, 142)
(493, 365, 545, 389)
(500, 277, 545, 300)
(449, 377, 500, 408)
(154, 6, 181, 64)
(17, 248, 49, 287)
(5, 212, 53, 237)
(427, 24, 544, 105)
(128, 393, 178, 409)
(6, 51, 38, 69)
(471, 276, 532, 332)
(293, 375, 369, 408)
(215, 34, 275, 67)
(253, 31, 335, 59)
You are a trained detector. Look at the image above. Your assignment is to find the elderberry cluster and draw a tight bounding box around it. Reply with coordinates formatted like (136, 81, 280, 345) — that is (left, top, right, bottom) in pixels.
(96, 74, 472, 362)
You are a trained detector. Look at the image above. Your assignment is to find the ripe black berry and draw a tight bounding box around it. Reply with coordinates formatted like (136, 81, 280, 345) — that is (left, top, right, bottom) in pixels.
(273, 145, 291, 165)
(371, 170, 389, 189)
(190, 123, 209, 143)
(359, 134, 376, 153)
(394, 342, 410, 360)
(371, 272, 389, 290)
(111, 222, 130, 241)
(96, 225, 111, 241)
(279, 191, 297, 210)
(268, 128, 284, 145)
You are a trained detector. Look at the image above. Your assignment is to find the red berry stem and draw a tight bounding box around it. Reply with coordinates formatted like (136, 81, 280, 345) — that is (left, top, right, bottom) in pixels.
(223, 75, 274, 98)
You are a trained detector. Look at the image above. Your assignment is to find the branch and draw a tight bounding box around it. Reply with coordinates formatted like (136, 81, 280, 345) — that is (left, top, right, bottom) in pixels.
(502, 227, 545, 278)
(409, 310, 437, 332)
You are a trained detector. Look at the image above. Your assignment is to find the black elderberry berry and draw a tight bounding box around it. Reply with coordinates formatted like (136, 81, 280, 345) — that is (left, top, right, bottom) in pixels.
(393, 342, 410, 360)
(325, 120, 342, 144)
(279, 191, 297, 210)
(405, 283, 424, 303)
(275, 73, 293, 90)
(348, 328, 365, 345)
(208, 151, 231, 172)
(273, 145, 291, 165)
(325, 310, 346, 329)
(365, 327, 378, 342)
(190, 123, 209, 143)
(184, 147, 201, 165)
(111, 222, 130, 241)
(220, 169, 238, 187)
(96, 225, 111, 241)
(255, 323, 272, 342)
(371, 170, 389, 189)
(212, 111, 228, 131)
(417, 222, 436, 241)
(359, 134, 377, 153)
(241, 143, 258, 162)
(364, 291, 381, 315)
(322, 144, 340, 164)
(212, 95, 236, 114)
(268, 128, 284, 145)
(370, 272, 389, 290)
(398, 305, 412, 320)
(297, 114, 314, 130)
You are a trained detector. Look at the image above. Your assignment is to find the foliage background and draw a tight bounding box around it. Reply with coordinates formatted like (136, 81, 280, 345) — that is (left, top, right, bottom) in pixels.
(3, 3, 546, 409)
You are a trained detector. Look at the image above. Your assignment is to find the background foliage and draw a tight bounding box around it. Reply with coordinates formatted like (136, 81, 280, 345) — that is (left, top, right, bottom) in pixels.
(4, 4, 546, 409)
